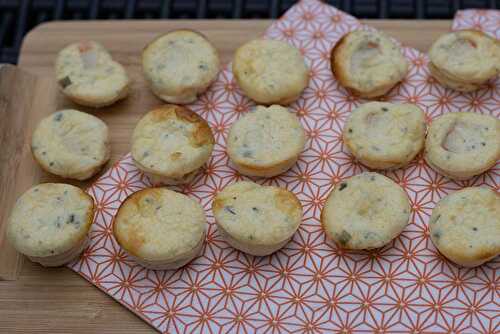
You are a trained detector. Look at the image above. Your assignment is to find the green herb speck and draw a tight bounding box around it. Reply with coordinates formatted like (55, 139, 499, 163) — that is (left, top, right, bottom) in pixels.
(338, 230, 351, 246)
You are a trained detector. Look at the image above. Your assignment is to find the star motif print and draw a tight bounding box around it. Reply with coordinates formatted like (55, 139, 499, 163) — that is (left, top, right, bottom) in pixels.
(68, 2, 500, 333)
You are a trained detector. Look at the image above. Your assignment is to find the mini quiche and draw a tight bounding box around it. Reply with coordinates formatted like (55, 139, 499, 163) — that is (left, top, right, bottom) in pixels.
(424, 112, 500, 180)
(113, 187, 206, 270)
(321, 172, 410, 250)
(233, 39, 309, 105)
(7, 183, 94, 267)
(429, 187, 500, 267)
(428, 30, 500, 92)
(31, 109, 110, 180)
(55, 40, 130, 107)
(331, 30, 409, 98)
(212, 181, 302, 256)
(227, 105, 306, 177)
(131, 104, 215, 185)
(142, 29, 220, 104)
(343, 102, 426, 170)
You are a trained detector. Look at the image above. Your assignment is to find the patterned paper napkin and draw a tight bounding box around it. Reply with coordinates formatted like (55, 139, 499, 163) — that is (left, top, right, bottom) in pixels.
(68, 1, 499, 333)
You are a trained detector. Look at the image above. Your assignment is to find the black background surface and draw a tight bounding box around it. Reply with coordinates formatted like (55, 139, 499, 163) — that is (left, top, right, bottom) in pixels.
(1, 0, 499, 63)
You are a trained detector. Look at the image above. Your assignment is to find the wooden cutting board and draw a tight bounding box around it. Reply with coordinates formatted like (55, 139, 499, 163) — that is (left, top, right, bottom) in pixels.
(0, 19, 450, 333)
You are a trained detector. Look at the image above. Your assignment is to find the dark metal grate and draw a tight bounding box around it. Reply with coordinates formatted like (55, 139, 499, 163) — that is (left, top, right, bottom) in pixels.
(1, 0, 499, 64)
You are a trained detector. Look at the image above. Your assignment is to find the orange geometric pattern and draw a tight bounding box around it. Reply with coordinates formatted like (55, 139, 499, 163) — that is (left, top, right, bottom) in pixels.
(68, 2, 500, 333)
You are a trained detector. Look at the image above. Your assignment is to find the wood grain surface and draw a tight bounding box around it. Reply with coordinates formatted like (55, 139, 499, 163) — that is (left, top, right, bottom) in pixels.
(0, 19, 451, 333)
(0, 65, 38, 280)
